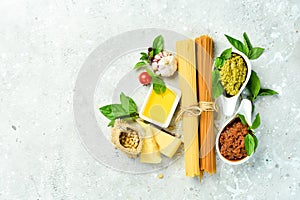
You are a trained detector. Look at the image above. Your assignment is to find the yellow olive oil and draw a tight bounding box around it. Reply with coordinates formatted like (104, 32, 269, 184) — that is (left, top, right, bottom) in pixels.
(142, 88, 176, 124)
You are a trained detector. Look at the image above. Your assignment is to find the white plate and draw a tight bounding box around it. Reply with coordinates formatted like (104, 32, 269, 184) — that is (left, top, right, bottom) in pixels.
(73, 28, 187, 174)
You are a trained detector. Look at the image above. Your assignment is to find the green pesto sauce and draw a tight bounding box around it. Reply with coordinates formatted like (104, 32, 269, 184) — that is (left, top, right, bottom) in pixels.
(220, 53, 247, 96)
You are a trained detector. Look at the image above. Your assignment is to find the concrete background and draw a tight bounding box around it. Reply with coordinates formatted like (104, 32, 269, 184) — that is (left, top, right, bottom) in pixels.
(1, 0, 300, 199)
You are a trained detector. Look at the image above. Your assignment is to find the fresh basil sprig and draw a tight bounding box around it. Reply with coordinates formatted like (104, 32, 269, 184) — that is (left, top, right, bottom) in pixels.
(238, 113, 260, 156)
(225, 32, 264, 60)
(145, 67, 166, 94)
(99, 92, 138, 127)
(246, 70, 278, 102)
(132, 35, 167, 95)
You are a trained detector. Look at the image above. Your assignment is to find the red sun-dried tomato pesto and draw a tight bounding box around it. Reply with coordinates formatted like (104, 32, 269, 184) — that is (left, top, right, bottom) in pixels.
(219, 118, 249, 160)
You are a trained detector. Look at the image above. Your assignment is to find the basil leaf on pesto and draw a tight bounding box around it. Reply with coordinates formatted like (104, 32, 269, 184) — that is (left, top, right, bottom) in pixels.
(215, 57, 224, 68)
(220, 47, 232, 59)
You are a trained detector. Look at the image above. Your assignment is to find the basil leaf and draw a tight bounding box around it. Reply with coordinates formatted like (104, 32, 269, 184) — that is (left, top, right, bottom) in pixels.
(100, 93, 138, 126)
(108, 120, 115, 127)
(220, 48, 232, 60)
(213, 82, 223, 99)
(145, 67, 157, 77)
(258, 88, 278, 96)
(252, 133, 258, 151)
(243, 32, 253, 50)
(244, 134, 255, 156)
(120, 92, 137, 114)
(145, 67, 165, 94)
(237, 114, 247, 125)
(225, 34, 248, 55)
(152, 76, 166, 94)
(152, 35, 164, 56)
(212, 70, 220, 86)
(215, 57, 224, 68)
(99, 104, 127, 120)
(134, 61, 147, 69)
(148, 50, 154, 59)
(140, 52, 149, 61)
(251, 113, 260, 130)
(249, 47, 264, 60)
(140, 52, 148, 57)
(247, 70, 261, 100)
(212, 70, 223, 98)
(153, 83, 166, 94)
(140, 55, 148, 61)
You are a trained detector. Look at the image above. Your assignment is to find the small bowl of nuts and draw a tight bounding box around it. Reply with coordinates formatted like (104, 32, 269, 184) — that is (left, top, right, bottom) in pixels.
(111, 119, 143, 158)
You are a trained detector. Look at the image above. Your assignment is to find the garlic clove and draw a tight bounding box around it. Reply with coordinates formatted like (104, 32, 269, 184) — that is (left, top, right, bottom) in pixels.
(157, 56, 177, 77)
(154, 54, 161, 60)
(152, 62, 158, 71)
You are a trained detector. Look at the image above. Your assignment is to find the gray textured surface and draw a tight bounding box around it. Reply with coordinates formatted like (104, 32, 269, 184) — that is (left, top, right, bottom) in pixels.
(1, 0, 300, 199)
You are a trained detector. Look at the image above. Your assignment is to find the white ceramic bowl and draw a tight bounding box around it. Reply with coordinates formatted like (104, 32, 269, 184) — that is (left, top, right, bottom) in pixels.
(139, 84, 181, 128)
(216, 99, 253, 165)
(219, 50, 252, 117)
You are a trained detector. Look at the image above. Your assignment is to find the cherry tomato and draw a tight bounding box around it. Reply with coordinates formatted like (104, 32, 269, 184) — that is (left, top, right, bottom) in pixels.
(139, 72, 152, 85)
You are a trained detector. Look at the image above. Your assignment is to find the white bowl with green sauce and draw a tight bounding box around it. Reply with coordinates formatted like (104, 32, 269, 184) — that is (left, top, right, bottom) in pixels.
(219, 50, 252, 116)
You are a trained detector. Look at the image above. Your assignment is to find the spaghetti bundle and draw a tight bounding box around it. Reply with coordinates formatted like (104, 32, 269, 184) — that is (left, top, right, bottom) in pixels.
(176, 39, 200, 177)
(195, 35, 216, 175)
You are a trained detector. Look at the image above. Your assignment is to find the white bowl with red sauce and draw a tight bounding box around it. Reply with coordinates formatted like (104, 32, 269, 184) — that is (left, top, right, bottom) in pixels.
(216, 99, 253, 165)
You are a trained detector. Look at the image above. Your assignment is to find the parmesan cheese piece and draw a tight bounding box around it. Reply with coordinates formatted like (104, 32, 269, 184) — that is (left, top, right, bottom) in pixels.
(150, 126, 182, 158)
(137, 119, 182, 158)
(140, 125, 162, 164)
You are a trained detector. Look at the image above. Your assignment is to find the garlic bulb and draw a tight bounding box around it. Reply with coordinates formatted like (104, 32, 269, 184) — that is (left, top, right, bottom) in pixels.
(151, 51, 178, 77)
